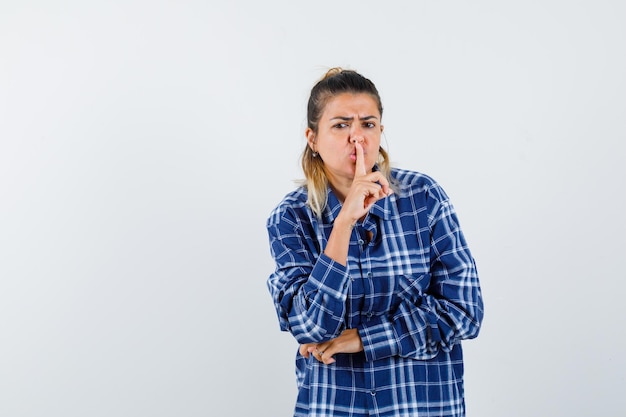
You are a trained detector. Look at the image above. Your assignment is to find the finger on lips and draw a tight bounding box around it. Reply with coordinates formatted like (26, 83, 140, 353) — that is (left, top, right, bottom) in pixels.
(353, 142, 393, 198)
(354, 141, 367, 177)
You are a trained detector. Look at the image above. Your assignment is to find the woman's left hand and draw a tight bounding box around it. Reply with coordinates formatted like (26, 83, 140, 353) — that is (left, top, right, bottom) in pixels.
(299, 329, 363, 365)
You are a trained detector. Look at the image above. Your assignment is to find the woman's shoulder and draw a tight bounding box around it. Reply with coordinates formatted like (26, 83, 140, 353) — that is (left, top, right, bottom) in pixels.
(391, 167, 439, 189)
(267, 186, 310, 226)
(391, 168, 450, 202)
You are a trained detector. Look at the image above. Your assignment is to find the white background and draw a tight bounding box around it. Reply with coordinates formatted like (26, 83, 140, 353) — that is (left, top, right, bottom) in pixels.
(1, 1, 625, 416)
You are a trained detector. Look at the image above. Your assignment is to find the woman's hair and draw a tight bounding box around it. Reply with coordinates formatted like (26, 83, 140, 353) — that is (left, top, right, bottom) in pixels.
(302, 68, 392, 217)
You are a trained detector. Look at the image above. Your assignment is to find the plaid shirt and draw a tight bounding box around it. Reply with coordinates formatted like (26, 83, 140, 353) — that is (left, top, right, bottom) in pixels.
(267, 168, 484, 417)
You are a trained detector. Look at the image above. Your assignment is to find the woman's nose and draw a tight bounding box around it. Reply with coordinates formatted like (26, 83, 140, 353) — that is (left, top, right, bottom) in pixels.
(349, 124, 365, 143)
(351, 136, 364, 144)
(350, 127, 365, 143)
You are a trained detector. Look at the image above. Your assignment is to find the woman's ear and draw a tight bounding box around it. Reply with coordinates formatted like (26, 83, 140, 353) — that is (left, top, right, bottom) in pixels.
(305, 128, 316, 151)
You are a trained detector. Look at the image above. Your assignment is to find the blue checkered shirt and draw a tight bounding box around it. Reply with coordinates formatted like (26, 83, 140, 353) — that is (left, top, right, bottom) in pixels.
(267, 168, 484, 417)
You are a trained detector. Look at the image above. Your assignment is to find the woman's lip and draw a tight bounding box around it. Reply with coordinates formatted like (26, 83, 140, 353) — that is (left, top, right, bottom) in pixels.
(349, 153, 363, 162)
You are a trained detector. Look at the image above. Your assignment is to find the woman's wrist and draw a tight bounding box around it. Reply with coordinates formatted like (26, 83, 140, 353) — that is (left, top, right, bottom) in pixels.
(334, 213, 357, 232)
(323, 214, 356, 266)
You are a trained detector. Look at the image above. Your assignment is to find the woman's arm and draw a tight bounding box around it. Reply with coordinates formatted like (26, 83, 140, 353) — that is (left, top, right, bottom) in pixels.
(267, 210, 351, 344)
(358, 190, 484, 361)
(268, 143, 393, 344)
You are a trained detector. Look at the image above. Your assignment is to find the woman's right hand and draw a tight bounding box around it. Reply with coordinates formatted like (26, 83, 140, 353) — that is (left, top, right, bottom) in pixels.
(323, 141, 393, 265)
(338, 141, 393, 225)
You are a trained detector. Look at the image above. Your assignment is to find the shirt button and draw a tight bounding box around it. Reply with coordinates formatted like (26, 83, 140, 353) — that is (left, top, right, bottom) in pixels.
(357, 239, 365, 245)
(370, 390, 376, 396)
(366, 272, 372, 278)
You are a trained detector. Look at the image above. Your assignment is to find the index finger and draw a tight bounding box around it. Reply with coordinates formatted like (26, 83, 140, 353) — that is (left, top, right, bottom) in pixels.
(354, 141, 367, 178)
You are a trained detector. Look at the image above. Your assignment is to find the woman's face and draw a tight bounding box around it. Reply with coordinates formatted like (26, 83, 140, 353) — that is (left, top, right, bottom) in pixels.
(306, 93, 383, 187)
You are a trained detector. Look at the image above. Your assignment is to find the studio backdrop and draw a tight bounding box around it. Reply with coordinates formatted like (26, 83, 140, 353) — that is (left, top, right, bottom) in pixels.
(1, 1, 624, 416)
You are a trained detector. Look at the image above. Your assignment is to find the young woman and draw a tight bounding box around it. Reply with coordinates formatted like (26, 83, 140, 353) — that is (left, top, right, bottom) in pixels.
(267, 68, 484, 417)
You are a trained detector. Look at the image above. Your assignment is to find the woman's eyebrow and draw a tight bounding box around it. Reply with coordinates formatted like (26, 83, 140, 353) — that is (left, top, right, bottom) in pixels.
(329, 115, 379, 121)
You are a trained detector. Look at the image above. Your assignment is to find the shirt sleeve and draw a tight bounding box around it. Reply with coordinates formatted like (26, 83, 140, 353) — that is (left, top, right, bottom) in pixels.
(267, 207, 350, 344)
(358, 185, 484, 361)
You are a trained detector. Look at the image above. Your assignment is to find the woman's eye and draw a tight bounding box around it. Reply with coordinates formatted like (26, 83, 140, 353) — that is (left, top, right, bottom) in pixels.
(333, 123, 348, 129)
(364, 122, 376, 128)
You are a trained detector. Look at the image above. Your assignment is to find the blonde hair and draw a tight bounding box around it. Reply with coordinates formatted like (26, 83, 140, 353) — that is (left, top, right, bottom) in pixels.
(301, 68, 393, 218)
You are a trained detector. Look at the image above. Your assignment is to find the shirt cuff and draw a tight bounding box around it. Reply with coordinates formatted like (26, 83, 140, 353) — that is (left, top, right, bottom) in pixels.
(358, 315, 399, 361)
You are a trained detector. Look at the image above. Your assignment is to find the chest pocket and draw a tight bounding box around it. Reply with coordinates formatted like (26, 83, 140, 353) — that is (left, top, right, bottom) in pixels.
(364, 272, 431, 316)
(394, 273, 431, 307)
